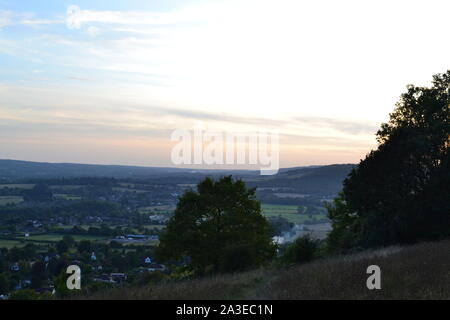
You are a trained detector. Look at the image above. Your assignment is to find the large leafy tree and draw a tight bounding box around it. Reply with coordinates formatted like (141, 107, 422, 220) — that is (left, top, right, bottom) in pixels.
(327, 71, 449, 251)
(156, 176, 275, 274)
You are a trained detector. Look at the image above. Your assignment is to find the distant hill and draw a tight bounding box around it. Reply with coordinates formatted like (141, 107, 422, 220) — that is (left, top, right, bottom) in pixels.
(0, 159, 259, 180)
(0, 160, 355, 200)
(0, 159, 353, 180)
(248, 164, 356, 195)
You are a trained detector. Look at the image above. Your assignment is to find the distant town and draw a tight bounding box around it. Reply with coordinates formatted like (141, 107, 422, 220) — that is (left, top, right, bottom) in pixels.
(0, 160, 352, 299)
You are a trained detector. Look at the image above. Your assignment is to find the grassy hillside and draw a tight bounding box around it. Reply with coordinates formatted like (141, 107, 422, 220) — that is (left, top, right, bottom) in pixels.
(78, 239, 450, 300)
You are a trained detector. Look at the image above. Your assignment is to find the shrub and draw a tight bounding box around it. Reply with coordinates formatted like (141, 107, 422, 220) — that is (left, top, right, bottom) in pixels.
(9, 289, 41, 300)
(282, 235, 319, 264)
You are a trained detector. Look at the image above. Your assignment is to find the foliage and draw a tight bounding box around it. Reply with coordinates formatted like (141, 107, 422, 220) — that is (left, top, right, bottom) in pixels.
(266, 216, 294, 236)
(23, 183, 53, 202)
(8, 289, 43, 300)
(77, 240, 92, 253)
(156, 176, 276, 274)
(281, 235, 319, 264)
(56, 240, 69, 254)
(0, 273, 10, 294)
(136, 271, 168, 286)
(328, 71, 450, 251)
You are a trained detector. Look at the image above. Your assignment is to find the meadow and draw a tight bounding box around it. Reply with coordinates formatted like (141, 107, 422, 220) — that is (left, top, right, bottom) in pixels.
(261, 204, 327, 224)
(53, 194, 82, 200)
(138, 205, 176, 214)
(0, 239, 27, 249)
(0, 184, 35, 189)
(0, 196, 24, 205)
(14, 233, 108, 243)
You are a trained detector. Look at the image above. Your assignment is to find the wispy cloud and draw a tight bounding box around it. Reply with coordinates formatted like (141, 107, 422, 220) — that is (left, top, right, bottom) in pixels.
(1, 0, 449, 166)
(292, 117, 379, 135)
(0, 10, 63, 28)
(20, 18, 63, 26)
(65, 4, 205, 30)
(0, 10, 11, 28)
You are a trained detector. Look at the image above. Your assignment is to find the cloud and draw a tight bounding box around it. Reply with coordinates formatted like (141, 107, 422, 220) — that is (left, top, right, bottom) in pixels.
(20, 18, 63, 26)
(86, 26, 101, 37)
(65, 4, 203, 30)
(67, 76, 89, 81)
(293, 117, 379, 135)
(0, 11, 11, 28)
(2, 0, 449, 167)
(0, 10, 62, 28)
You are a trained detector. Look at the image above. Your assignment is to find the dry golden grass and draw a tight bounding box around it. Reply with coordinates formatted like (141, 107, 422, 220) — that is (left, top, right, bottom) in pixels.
(78, 268, 268, 300)
(257, 239, 450, 300)
(79, 239, 450, 300)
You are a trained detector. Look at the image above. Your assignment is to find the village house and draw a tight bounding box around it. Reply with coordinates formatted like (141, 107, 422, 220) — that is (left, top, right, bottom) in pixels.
(10, 263, 20, 272)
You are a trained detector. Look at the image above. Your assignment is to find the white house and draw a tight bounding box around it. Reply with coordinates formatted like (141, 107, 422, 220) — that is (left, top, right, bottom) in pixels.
(10, 263, 20, 272)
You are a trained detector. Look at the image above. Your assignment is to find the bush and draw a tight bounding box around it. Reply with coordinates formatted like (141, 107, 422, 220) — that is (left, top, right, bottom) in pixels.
(282, 235, 319, 264)
(157, 176, 275, 274)
(9, 289, 42, 300)
(137, 271, 168, 286)
(219, 243, 263, 273)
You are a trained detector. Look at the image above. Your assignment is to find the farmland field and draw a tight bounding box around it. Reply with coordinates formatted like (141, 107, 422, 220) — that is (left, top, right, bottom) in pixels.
(53, 194, 82, 200)
(0, 196, 24, 205)
(15, 233, 109, 242)
(113, 187, 148, 193)
(139, 205, 175, 214)
(0, 239, 27, 249)
(49, 185, 82, 190)
(142, 224, 166, 230)
(0, 184, 35, 189)
(54, 225, 91, 230)
(261, 204, 328, 224)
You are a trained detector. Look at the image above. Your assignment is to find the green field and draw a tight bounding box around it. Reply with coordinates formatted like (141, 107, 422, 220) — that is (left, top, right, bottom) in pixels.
(0, 239, 27, 249)
(142, 224, 166, 230)
(121, 240, 159, 247)
(53, 194, 82, 200)
(112, 187, 148, 193)
(138, 205, 175, 214)
(0, 184, 35, 189)
(49, 185, 82, 190)
(0, 196, 24, 205)
(15, 233, 108, 242)
(261, 204, 328, 224)
(55, 225, 91, 230)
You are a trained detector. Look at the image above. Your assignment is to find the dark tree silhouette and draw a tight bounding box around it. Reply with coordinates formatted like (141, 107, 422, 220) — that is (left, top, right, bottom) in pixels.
(156, 176, 275, 274)
(327, 71, 450, 251)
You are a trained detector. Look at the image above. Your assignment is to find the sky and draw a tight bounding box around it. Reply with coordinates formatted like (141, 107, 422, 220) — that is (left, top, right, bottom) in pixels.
(0, 0, 449, 168)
